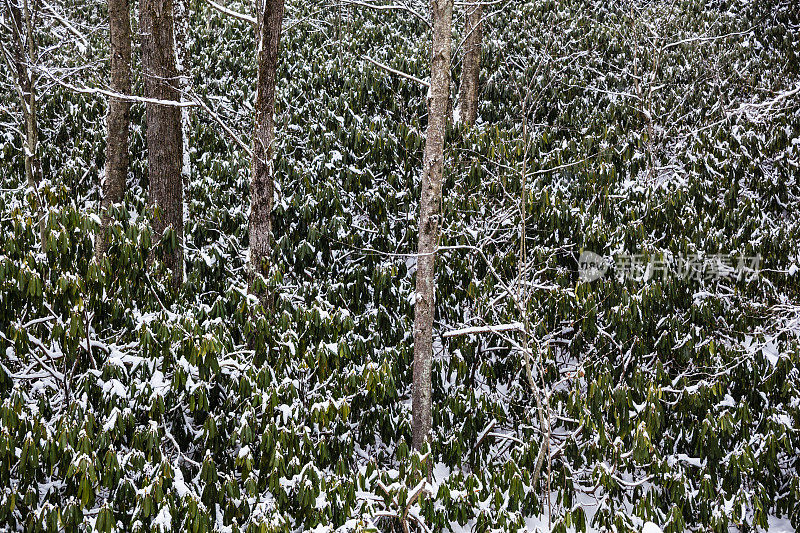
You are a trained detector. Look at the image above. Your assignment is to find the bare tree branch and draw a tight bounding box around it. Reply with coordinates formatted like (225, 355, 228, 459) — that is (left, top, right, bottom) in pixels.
(205, 0, 255, 25)
(364, 55, 429, 88)
(340, 0, 431, 30)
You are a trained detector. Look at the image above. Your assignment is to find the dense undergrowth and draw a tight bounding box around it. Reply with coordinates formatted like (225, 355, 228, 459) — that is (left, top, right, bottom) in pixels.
(1, 0, 799, 531)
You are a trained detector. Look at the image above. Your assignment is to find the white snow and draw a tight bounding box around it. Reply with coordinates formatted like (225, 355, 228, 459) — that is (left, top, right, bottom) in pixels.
(642, 522, 663, 533)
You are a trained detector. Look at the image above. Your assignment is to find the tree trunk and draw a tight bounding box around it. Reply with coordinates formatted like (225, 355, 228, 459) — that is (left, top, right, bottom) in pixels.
(412, 0, 454, 452)
(249, 0, 284, 296)
(5, 0, 45, 247)
(457, 1, 481, 126)
(140, 0, 184, 286)
(6, 0, 39, 188)
(174, 0, 191, 227)
(96, 0, 132, 257)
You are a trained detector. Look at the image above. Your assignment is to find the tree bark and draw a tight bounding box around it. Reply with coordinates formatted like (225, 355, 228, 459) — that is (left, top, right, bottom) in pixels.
(249, 0, 284, 296)
(96, 0, 132, 257)
(173, 0, 191, 223)
(5, 0, 39, 189)
(457, 1, 481, 126)
(140, 0, 184, 286)
(4, 0, 45, 247)
(412, 0, 454, 452)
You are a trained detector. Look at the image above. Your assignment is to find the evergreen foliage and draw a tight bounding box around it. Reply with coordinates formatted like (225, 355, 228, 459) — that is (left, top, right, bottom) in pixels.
(0, 0, 799, 531)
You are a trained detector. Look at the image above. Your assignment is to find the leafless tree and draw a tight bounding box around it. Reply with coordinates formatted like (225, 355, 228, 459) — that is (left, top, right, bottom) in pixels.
(140, 0, 184, 286)
(456, 0, 481, 126)
(174, 0, 191, 226)
(96, 0, 132, 257)
(1, 0, 45, 245)
(249, 0, 285, 301)
(412, 0, 454, 453)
